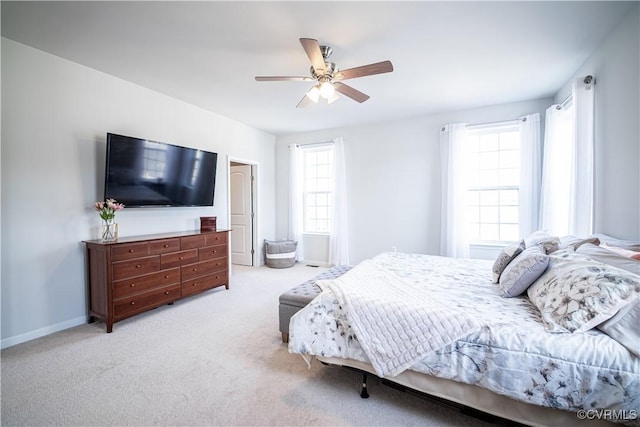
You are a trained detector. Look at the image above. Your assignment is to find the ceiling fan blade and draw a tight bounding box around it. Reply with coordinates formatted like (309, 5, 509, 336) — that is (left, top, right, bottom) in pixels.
(255, 76, 313, 82)
(333, 82, 370, 103)
(296, 94, 313, 108)
(300, 38, 326, 74)
(334, 60, 394, 80)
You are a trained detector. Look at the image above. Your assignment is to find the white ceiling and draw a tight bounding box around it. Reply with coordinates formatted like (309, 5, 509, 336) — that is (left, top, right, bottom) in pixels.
(1, 1, 633, 135)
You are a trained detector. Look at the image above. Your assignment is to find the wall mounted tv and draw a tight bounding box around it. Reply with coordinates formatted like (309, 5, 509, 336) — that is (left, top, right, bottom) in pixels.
(104, 133, 218, 207)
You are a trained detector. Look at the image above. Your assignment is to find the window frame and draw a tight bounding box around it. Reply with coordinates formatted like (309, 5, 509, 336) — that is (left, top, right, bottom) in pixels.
(300, 143, 334, 235)
(465, 123, 521, 246)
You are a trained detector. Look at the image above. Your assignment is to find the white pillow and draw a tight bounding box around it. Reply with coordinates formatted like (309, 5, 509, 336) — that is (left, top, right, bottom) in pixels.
(577, 243, 640, 275)
(524, 230, 560, 254)
(527, 250, 640, 333)
(498, 246, 549, 298)
(491, 240, 525, 283)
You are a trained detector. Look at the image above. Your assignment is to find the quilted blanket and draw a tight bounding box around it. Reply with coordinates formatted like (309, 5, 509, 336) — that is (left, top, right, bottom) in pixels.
(316, 259, 479, 377)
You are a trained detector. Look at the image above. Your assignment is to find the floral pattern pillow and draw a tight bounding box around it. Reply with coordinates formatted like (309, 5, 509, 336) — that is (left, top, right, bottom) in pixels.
(527, 249, 640, 333)
(498, 246, 549, 298)
(492, 240, 525, 283)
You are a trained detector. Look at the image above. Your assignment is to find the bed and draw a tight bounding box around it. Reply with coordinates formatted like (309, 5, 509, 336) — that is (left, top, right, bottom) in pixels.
(288, 234, 640, 426)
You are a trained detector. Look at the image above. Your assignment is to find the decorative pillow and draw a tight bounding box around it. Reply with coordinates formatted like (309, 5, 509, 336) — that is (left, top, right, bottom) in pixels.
(491, 240, 525, 283)
(597, 296, 640, 357)
(527, 250, 640, 333)
(498, 246, 549, 298)
(524, 230, 560, 254)
(576, 243, 640, 275)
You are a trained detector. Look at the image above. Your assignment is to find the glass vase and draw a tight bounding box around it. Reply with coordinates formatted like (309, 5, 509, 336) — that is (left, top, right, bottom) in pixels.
(101, 219, 118, 242)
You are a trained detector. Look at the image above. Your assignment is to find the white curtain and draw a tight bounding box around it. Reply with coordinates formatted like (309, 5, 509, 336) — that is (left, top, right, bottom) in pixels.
(440, 123, 470, 258)
(329, 137, 350, 265)
(518, 113, 542, 237)
(570, 77, 595, 236)
(288, 144, 304, 261)
(540, 76, 595, 236)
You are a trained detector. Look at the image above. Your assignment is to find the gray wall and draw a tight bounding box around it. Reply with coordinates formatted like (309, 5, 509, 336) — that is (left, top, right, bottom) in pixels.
(1, 39, 277, 348)
(276, 98, 552, 264)
(555, 4, 639, 240)
(275, 5, 640, 264)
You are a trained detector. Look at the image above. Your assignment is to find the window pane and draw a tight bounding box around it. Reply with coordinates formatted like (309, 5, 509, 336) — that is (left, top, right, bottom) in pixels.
(500, 149, 520, 169)
(500, 168, 519, 186)
(500, 131, 519, 150)
(480, 190, 499, 205)
(480, 223, 499, 241)
(467, 206, 480, 223)
(479, 151, 499, 169)
(480, 206, 499, 223)
(500, 224, 520, 242)
(501, 189, 519, 205)
(467, 191, 480, 206)
(478, 169, 499, 186)
(468, 223, 481, 241)
(500, 206, 519, 223)
(479, 134, 499, 151)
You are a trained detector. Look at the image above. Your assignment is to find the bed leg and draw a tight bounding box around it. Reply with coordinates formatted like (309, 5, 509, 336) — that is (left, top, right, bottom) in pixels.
(360, 373, 370, 399)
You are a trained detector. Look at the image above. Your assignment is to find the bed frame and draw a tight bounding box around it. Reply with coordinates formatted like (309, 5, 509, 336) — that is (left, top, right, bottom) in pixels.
(317, 356, 619, 427)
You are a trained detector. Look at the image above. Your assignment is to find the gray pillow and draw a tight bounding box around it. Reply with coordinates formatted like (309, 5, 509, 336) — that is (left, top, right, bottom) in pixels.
(559, 235, 601, 250)
(491, 240, 525, 283)
(597, 298, 640, 357)
(498, 246, 549, 298)
(576, 243, 640, 275)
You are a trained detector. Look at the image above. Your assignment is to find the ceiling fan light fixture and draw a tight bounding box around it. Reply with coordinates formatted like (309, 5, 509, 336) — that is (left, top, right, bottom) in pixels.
(305, 86, 321, 103)
(327, 93, 340, 104)
(319, 81, 335, 99)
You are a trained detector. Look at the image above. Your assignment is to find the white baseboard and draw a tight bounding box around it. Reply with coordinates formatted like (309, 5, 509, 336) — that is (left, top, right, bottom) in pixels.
(1, 316, 87, 349)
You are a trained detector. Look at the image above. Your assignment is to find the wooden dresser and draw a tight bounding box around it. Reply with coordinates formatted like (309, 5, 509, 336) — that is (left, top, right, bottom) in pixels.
(84, 229, 229, 332)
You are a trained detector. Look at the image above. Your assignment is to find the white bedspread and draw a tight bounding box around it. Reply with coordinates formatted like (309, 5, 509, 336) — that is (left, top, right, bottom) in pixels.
(316, 259, 479, 377)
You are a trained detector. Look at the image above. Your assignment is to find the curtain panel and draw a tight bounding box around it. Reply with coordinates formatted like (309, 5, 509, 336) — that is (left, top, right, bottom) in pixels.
(288, 144, 304, 261)
(440, 123, 470, 258)
(329, 137, 350, 266)
(519, 113, 542, 237)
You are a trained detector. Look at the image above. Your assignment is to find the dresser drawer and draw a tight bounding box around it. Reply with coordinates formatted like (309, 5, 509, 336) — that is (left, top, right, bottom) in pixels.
(181, 272, 227, 297)
(198, 244, 227, 261)
(181, 235, 206, 250)
(113, 268, 180, 299)
(111, 242, 150, 262)
(181, 258, 228, 281)
(161, 249, 198, 269)
(112, 256, 160, 281)
(149, 238, 181, 255)
(114, 284, 180, 320)
(205, 232, 228, 247)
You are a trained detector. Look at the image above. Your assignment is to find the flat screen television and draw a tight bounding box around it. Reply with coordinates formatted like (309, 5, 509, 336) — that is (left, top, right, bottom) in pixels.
(104, 133, 218, 207)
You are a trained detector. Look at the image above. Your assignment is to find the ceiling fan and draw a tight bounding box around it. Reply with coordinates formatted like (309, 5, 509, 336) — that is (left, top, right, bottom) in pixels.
(255, 38, 394, 108)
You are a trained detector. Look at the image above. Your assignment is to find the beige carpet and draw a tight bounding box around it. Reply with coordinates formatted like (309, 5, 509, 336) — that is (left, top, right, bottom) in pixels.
(1, 264, 494, 427)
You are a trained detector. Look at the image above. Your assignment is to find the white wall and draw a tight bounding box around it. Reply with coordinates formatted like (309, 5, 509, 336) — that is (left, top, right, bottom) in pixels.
(554, 4, 639, 241)
(276, 98, 552, 264)
(1, 39, 277, 348)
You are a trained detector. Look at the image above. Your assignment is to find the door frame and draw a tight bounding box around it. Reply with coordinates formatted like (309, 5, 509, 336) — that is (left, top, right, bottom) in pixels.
(227, 156, 259, 267)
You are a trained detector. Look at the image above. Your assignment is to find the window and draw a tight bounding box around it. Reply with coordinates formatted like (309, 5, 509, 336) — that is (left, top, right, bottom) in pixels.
(142, 140, 167, 180)
(466, 124, 521, 244)
(302, 145, 333, 234)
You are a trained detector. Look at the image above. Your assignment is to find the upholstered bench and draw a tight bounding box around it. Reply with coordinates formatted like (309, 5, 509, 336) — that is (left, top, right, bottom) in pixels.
(279, 265, 352, 343)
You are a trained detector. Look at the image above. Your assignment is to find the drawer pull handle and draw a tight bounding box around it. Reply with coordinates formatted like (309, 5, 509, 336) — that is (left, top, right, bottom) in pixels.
(192, 268, 198, 272)
(130, 301, 135, 305)
(164, 244, 169, 248)
(165, 291, 170, 295)
(136, 264, 142, 268)
(164, 275, 169, 279)
(129, 249, 134, 253)
(216, 276, 220, 279)
(192, 283, 197, 287)
(179, 256, 183, 260)
(130, 283, 135, 288)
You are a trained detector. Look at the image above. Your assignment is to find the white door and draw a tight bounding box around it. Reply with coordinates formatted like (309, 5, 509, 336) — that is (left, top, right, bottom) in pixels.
(230, 164, 253, 266)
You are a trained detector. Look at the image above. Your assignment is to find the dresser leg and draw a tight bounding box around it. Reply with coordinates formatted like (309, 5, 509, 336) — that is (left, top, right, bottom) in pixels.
(106, 322, 113, 333)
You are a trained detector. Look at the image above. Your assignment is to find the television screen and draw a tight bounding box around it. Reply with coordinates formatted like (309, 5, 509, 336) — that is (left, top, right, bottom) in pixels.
(104, 133, 218, 207)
